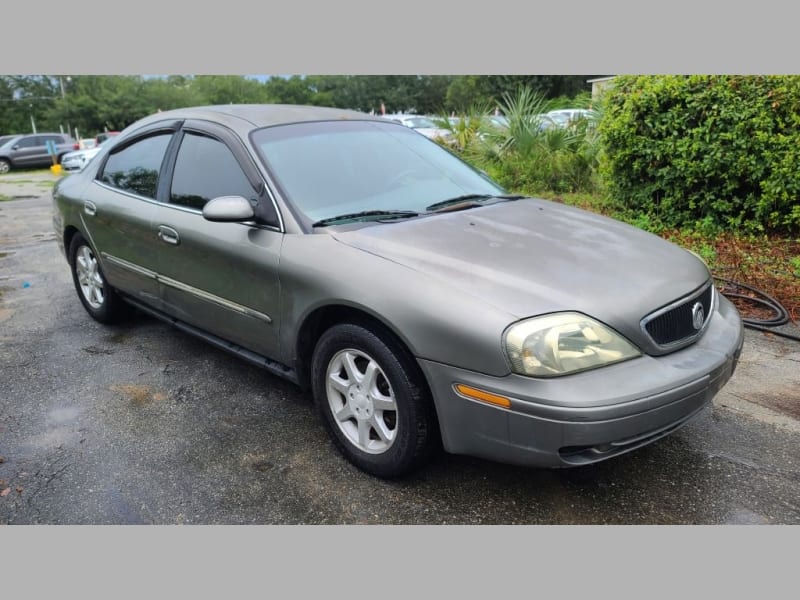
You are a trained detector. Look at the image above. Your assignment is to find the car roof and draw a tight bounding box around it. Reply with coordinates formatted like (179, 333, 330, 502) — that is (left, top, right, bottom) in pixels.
(128, 104, 387, 136)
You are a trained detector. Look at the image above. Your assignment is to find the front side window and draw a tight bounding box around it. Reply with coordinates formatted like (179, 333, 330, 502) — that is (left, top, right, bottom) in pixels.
(169, 132, 255, 210)
(99, 133, 172, 199)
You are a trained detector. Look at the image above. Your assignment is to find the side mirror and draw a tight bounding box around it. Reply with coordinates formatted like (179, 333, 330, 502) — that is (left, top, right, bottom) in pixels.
(12, 145, 19, 150)
(202, 195, 255, 222)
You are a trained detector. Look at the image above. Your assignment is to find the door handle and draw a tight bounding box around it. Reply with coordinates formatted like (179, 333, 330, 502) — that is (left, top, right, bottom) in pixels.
(83, 201, 97, 216)
(157, 225, 180, 245)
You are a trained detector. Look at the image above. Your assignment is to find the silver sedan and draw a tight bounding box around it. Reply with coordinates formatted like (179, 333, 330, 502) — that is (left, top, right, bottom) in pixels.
(52, 105, 744, 477)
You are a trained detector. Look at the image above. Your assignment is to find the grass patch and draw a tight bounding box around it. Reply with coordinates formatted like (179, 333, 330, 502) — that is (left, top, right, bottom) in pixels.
(0, 194, 11, 202)
(3, 178, 57, 186)
(0, 169, 53, 178)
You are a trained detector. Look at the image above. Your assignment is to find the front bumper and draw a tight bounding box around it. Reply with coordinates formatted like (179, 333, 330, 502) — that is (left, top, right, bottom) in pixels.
(418, 294, 744, 468)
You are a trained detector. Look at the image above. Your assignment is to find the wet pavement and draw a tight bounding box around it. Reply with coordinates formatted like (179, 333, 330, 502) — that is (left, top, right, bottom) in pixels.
(1, 172, 799, 524)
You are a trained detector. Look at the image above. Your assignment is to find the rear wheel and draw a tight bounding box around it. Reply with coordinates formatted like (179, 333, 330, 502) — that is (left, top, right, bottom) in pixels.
(68, 233, 127, 323)
(311, 322, 438, 478)
(0, 159, 10, 174)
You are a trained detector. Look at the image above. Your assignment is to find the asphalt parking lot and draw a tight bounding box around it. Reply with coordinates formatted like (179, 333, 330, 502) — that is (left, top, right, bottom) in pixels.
(1, 171, 799, 524)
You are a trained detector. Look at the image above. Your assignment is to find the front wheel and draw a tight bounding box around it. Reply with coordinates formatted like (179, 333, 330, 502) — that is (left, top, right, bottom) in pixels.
(311, 322, 438, 478)
(68, 233, 127, 323)
(0, 159, 10, 174)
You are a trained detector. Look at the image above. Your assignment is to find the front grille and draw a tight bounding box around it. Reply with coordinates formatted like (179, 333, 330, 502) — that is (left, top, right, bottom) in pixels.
(643, 283, 713, 347)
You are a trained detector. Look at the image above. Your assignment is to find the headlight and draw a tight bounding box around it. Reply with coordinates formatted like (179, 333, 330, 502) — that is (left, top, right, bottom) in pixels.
(504, 312, 641, 377)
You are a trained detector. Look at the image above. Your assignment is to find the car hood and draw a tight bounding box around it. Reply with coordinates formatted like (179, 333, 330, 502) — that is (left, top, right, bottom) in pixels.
(330, 198, 711, 352)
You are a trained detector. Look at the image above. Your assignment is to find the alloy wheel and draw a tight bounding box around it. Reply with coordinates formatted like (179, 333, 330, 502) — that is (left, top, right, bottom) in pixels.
(75, 245, 105, 309)
(325, 348, 398, 454)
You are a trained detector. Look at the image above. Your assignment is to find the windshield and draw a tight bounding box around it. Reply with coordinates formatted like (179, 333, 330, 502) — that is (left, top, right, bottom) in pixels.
(0, 135, 19, 149)
(251, 120, 504, 223)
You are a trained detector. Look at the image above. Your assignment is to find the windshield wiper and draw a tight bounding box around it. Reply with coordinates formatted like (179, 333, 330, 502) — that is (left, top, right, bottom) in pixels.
(425, 194, 526, 212)
(312, 210, 419, 227)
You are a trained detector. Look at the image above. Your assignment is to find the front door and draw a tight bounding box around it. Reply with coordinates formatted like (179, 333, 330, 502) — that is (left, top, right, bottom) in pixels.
(154, 127, 283, 360)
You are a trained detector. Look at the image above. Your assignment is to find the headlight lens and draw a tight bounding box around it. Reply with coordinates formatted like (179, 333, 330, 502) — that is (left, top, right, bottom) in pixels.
(504, 312, 641, 377)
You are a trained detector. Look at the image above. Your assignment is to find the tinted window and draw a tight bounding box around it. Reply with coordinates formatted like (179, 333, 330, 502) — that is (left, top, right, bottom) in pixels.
(100, 133, 172, 199)
(169, 132, 255, 210)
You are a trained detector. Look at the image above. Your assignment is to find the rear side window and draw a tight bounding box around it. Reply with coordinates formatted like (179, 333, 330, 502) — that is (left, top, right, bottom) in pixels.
(169, 132, 255, 210)
(16, 136, 41, 149)
(100, 133, 172, 199)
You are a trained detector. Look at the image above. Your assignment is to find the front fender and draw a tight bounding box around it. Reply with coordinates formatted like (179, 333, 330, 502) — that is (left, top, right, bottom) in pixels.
(279, 233, 516, 377)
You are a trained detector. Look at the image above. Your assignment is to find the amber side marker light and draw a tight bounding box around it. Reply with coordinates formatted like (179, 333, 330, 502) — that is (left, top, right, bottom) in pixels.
(454, 384, 512, 409)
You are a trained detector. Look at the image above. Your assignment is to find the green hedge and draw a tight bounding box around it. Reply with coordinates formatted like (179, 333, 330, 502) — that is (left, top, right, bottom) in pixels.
(600, 75, 800, 232)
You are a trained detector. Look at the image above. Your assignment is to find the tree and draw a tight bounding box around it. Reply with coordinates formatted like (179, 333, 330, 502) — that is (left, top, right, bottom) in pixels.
(192, 76, 271, 105)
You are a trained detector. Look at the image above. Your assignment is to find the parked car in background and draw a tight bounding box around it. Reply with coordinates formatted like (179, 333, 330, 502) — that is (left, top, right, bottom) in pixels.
(546, 108, 597, 127)
(383, 114, 454, 144)
(95, 131, 120, 145)
(52, 104, 743, 478)
(486, 115, 509, 129)
(61, 135, 118, 172)
(76, 138, 98, 150)
(0, 132, 77, 173)
(0, 134, 19, 148)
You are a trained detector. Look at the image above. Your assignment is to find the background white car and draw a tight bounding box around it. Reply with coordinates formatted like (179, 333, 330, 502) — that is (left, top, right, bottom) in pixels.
(546, 108, 597, 127)
(383, 114, 454, 144)
(61, 137, 112, 171)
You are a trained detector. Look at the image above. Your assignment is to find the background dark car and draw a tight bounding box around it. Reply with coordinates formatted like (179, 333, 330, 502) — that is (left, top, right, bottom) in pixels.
(0, 132, 77, 173)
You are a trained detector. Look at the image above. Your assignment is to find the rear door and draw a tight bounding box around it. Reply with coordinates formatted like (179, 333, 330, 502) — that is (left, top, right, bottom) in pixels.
(153, 120, 284, 359)
(85, 122, 181, 307)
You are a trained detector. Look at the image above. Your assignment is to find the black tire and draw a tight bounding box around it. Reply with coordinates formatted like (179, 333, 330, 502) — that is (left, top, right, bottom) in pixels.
(68, 233, 127, 323)
(311, 322, 438, 478)
(0, 158, 10, 174)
